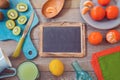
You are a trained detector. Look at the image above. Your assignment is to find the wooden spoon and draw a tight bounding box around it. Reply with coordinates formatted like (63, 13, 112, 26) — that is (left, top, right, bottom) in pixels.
(42, 0, 65, 18)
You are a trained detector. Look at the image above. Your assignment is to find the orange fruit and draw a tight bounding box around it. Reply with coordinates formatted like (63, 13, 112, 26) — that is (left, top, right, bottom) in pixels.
(82, 7, 90, 15)
(98, 0, 111, 6)
(83, 1, 94, 8)
(106, 30, 120, 44)
(90, 6, 105, 21)
(88, 32, 103, 45)
(106, 5, 119, 20)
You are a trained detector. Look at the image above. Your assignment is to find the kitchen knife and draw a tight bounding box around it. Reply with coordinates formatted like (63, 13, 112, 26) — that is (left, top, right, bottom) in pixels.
(12, 12, 35, 58)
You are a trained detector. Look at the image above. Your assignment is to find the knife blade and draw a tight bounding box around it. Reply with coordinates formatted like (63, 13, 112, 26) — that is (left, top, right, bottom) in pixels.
(12, 12, 35, 58)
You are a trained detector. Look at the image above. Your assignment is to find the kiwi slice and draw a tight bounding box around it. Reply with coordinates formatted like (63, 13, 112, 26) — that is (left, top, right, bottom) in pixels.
(12, 26, 21, 36)
(7, 9, 18, 20)
(17, 3, 28, 12)
(6, 20, 15, 29)
(17, 15, 27, 25)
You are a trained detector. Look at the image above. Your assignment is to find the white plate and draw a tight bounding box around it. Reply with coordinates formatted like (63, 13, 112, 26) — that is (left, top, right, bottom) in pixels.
(80, 0, 120, 29)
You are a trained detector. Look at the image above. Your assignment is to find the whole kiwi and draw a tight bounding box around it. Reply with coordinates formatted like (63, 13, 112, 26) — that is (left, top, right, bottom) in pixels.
(0, 12, 4, 20)
(0, 0, 10, 9)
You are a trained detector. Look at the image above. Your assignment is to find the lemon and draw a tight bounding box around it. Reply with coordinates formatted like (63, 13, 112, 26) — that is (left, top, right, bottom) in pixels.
(49, 59, 64, 77)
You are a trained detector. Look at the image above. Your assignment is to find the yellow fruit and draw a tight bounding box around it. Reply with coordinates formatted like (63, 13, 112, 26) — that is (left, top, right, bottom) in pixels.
(49, 59, 64, 77)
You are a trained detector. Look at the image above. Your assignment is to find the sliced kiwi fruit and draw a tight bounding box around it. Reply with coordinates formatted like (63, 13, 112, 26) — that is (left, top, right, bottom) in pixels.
(6, 20, 15, 29)
(0, 0, 10, 9)
(0, 12, 4, 21)
(17, 15, 27, 25)
(12, 26, 21, 36)
(17, 3, 28, 12)
(7, 9, 18, 20)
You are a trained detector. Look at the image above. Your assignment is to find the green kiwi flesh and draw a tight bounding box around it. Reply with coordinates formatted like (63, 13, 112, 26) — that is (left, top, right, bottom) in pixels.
(7, 9, 18, 20)
(12, 26, 21, 36)
(17, 3, 28, 12)
(17, 15, 27, 25)
(6, 20, 15, 29)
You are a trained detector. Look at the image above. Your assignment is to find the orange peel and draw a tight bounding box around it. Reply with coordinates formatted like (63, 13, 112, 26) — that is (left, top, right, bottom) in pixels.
(106, 30, 120, 44)
(83, 1, 94, 8)
(46, 7, 57, 13)
(81, 6, 90, 15)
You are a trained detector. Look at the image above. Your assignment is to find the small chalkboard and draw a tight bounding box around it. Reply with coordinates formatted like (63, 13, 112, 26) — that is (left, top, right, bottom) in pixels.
(39, 22, 86, 57)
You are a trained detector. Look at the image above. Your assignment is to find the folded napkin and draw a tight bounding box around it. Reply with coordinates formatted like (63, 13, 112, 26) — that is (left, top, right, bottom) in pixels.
(91, 46, 120, 80)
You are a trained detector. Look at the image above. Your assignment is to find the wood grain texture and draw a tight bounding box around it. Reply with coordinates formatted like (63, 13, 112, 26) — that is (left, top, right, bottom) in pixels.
(0, 72, 97, 80)
(31, 0, 80, 9)
(1, 0, 120, 80)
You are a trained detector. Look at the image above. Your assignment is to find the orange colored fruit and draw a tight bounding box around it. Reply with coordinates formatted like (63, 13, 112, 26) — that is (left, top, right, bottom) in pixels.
(83, 1, 94, 8)
(106, 5, 119, 20)
(106, 30, 120, 44)
(90, 6, 105, 21)
(98, 0, 111, 6)
(88, 32, 103, 45)
(82, 7, 90, 15)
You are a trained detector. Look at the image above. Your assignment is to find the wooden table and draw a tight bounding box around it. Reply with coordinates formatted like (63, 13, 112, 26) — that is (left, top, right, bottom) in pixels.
(1, 0, 120, 80)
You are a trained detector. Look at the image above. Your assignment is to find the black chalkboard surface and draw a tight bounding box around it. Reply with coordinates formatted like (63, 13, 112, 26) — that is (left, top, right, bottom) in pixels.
(43, 27, 81, 52)
(39, 22, 86, 57)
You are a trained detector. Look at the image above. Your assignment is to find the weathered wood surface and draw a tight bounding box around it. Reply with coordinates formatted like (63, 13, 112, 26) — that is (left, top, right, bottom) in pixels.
(1, 72, 97, 80)
(0, 0, 120, 80)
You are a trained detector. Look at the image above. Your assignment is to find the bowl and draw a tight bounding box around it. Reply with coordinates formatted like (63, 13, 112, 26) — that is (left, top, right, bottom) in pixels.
(80, 0, 120, 29)
(42, 0, 65, 18)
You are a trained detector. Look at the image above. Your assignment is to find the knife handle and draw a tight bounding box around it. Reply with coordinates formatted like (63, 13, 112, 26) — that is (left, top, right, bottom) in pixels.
(12, 36, 25, 58)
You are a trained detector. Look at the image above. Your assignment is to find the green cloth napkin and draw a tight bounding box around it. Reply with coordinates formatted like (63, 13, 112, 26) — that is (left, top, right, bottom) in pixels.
(99, 52, 120, 80)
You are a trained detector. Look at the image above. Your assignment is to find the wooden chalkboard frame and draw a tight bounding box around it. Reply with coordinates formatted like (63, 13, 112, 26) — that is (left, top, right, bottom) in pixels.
(39, 22, 86, 57)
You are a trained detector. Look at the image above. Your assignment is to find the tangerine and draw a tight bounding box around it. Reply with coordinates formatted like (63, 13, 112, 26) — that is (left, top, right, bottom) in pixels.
(88, 32, 103, 45)
(83, 1, 94, 8)
(98, 0, 111, 6)
(82, 6, 90, 15)
(90, 6, 105, 21)
(106, 5, 119, 20)
(106, 30, 120, 44)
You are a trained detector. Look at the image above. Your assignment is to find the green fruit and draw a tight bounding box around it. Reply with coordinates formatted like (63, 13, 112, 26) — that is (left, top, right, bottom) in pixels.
(17, 3, 28, 12)
(6, 20, 15, 29)
(12, 26, 21, 36)
(7, 9, 18, 20)
(17, 15, 27, 25)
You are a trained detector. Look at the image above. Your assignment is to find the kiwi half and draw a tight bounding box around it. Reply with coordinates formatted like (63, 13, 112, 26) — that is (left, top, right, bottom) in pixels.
(12, 26, 21, 36)
(0, 0, 10, 9)
(7, 9, 18, 20)
(0, 12, 4, 21)
(17, 15, 27, 25)
(17, 3, 28, 12)
(6, 20, 15, 29)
